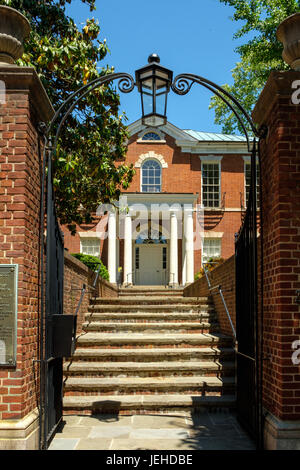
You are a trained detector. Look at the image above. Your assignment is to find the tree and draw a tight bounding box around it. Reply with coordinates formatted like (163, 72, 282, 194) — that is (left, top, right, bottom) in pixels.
(0, 0, 135, 234)
(210, 0, 300, 135)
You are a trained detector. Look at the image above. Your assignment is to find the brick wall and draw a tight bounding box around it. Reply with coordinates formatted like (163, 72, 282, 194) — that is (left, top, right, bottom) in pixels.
(0, 67, 53, 421)
(253, 70, 300, 423)
(183, 255, 236, 338)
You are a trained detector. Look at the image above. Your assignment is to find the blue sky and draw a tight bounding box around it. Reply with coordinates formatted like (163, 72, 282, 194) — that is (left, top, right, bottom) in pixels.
(66, 0, 245, 134)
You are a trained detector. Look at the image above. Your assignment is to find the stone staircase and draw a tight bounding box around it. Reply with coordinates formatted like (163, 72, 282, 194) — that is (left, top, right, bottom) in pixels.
(63, 287, 236, 414)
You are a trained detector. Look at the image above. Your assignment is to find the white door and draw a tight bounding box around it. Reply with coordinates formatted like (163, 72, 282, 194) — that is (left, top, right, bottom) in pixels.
(135, 245, 167, 285)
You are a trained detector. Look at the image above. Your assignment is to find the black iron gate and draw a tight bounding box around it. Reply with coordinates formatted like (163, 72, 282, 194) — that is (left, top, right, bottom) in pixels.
(235, 139, 263, 448)
(40, 141, 64, 449)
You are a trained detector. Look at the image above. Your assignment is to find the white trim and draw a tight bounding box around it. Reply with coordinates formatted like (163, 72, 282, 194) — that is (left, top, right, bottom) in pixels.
(203, 232, 223, 238)
(137, 128, 166, 142)
(199, 155, 223, 163)
(78, 232, 103, 238)
(128, 119, 250, 155)
(135, 151, 168, 169)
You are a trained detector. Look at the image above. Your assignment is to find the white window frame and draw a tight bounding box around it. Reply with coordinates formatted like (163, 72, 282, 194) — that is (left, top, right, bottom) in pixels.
(201, 238, 222, 266)
(243, 156, 260, 208)
(80, 237, 101, 257)
(200, 156, 222, 209)
(140, 158, 162, 193)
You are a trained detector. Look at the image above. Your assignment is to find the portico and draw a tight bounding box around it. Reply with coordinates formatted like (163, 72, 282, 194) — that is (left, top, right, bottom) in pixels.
(107, 193, 198, 287)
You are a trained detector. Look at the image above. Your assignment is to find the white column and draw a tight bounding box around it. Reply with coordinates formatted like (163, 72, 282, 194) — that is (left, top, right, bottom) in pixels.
(169, 211, 178, 286)
(182, 233, 187, 286)
(108, 211, 116, 283)
(185, 208, 194, 284)
(124, 213, 132, 285)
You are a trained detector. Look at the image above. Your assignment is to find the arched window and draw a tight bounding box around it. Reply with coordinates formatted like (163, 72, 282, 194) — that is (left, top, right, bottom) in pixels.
(141, 159, 161, 193)
(142, 132, 161, 141)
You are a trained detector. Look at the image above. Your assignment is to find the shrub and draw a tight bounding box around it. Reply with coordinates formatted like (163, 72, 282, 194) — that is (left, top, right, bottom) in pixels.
(71, 253, 109, 281)
(194, 257, 225, 281)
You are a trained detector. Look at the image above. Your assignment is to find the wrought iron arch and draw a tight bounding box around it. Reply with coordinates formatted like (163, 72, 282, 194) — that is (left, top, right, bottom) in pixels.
(38, 66, 266, 450)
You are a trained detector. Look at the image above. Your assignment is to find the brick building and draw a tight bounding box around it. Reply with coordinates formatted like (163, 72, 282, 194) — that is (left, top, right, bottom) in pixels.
(63, 118, 254, 287)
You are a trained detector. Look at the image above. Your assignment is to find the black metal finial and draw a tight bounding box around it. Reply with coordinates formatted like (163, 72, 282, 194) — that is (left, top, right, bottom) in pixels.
(148, 53, 160, 64)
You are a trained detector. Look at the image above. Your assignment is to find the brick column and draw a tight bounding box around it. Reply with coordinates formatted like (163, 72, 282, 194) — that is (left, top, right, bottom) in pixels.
(0, 66, 53, 449)
(253, 70, 300, 449)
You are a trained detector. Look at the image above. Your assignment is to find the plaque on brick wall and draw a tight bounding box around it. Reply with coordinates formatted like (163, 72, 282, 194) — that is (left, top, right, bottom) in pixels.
(0, 265, 18, 366)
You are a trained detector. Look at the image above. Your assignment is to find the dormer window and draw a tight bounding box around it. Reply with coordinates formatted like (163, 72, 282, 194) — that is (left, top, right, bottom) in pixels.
(142, 132, 161, 141)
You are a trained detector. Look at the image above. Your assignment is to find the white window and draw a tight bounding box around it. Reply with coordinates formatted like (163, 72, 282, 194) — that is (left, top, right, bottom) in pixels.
(202, 239, 221, 265)
(244, 162, 260, 208)
(141, 159, 161, 193)
(202, 162, 220, 208)
(80, 238, 100, 257)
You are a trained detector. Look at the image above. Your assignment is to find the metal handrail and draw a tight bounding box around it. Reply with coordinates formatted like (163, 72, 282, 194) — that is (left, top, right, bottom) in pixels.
(203, 263, 236, 340)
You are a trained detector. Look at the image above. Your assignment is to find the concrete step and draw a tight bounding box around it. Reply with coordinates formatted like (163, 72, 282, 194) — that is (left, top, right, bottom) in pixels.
(71, 347, 235, 362)
(63, 360, 235, 378)
(91, 297, 210, 305)
(88, 304, 213, 313)
(84, 312, 217, 322)
(82, 321, 218, 334)
(64, 375, 235, 394)
(63, 394, 236, 413)
(75, 332, 233, 348)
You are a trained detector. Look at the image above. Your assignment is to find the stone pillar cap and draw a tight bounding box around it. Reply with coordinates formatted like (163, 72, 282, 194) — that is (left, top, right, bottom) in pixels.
(0, 5, 31, 65)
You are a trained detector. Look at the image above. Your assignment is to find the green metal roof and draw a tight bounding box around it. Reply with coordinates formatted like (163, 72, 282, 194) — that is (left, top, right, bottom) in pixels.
(184, 129, 247, 142)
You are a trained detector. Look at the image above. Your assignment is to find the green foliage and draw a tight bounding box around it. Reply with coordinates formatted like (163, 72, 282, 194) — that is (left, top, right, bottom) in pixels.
(210, 0, 300, 134)
(71, 253, 109, 280)
(194, 257, 225, 281)
(0, 0, 135, 233)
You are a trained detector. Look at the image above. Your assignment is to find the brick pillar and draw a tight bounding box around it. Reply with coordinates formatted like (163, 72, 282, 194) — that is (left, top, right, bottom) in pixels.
(253, 70, 300, 449)
(0, 66, 53, 449)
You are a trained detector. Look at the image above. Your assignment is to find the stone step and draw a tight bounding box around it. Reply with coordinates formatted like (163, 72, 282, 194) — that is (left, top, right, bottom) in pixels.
(91, 297, 210, 305)
(82, 321, 218, 334)
(71, 346, 235, 362)
(76, 332, 233, 348)
(64, 375, 235, 394)
(84, 312, 217, 322)
(119, 289, 184, 297)
(63, 394, 236, 413)
(88, 305, 213, 313)
(63, 360, 235, 378)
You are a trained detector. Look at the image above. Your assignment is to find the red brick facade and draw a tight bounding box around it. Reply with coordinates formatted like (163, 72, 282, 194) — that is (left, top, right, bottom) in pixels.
(63, 121, 250, 284)
(0, 67, 53, 423)
(253, 71, 300, 423)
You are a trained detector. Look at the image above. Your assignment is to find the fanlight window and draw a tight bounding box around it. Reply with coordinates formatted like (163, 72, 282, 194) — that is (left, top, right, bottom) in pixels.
(142, 132, 161, 141)
(141, 159, 161, 193)
(136, 228, 167, 245)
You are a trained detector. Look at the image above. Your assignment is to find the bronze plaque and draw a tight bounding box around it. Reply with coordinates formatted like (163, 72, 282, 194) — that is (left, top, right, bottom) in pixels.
(0, 265, 18, 366)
